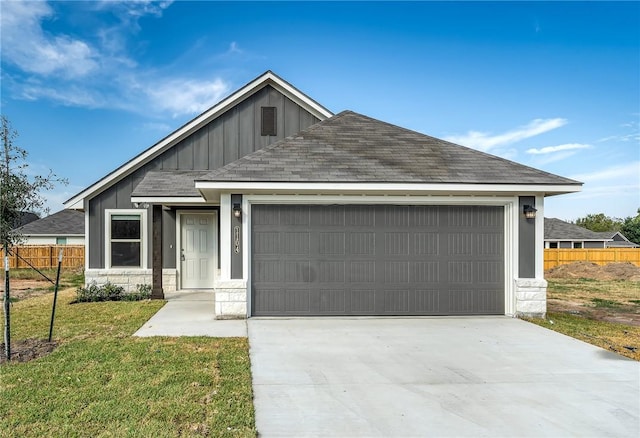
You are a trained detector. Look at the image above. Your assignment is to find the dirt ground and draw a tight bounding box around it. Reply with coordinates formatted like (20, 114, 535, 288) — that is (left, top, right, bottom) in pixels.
(0, 279, 53, 301)
(546, 261, 640, 281)
(0, 339, 58, 364)
(1, 279, 61, 364)
(545, 262, 640, 326)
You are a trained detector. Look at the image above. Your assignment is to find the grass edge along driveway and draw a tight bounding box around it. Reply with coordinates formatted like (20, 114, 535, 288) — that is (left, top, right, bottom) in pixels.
(0, 289, 256, 438)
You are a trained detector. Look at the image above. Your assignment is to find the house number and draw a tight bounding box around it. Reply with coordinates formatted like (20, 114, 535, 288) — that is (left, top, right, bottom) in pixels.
(233, 226, 241, 254)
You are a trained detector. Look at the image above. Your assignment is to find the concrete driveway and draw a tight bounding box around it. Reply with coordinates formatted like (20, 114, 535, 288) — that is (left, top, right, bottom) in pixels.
(248, 317, 639, 437)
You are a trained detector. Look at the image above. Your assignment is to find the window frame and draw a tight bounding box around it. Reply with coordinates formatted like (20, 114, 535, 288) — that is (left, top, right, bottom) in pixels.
(105, 209, 148, 269)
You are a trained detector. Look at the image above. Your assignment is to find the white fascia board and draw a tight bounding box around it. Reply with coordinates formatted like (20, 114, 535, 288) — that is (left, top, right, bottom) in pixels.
(195, 181, 583, 196)
(63, 71, 333, 209)
(130, 196, 207, 204)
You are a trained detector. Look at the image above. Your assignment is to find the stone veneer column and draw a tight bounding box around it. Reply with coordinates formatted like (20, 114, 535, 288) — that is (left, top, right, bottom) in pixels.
(515, 278, 547, 318)
(214, 279, 247, 319)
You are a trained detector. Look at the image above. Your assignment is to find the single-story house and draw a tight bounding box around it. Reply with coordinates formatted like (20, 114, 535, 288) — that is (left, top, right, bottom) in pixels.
(544, 218, 638, 248)
(595, 231, 639, 248)
(64, 71, 582, 318)
(13, 209, 85, 245)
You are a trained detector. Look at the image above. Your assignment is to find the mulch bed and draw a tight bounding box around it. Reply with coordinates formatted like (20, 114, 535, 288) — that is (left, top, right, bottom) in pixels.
(0, 338, 58, 364)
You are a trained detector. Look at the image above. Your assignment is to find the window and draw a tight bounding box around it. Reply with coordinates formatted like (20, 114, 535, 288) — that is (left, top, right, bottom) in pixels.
(548, 242, 558, 249)
(573, 242, 583, 249)
(56, 237, 67, 245)
(106, 210, 146, 268)
(261, 106, 277, 136)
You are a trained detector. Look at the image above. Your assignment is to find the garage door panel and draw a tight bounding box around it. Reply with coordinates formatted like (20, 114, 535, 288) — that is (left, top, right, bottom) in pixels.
(349, 261, 376, 283)
(253, 259, 282, 282)
(349, 232, 375, 254)
(254, 232, 280, 254)
(384, 261, 410, 283)
(254, 288, 311, 313)
(384, 290, 410, 313)
(252, 205, 504, 316)
(351, 290, 376, 312)
(319, 232, 345, 255)
(318, 289, 346, 312)
(282, 232, 310, 255)
(410, 261, 440, 283)
(319, 260, 345, 282)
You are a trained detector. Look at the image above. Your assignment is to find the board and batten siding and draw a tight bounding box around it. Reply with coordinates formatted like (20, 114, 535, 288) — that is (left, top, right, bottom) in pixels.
(87, 85, 321, 269)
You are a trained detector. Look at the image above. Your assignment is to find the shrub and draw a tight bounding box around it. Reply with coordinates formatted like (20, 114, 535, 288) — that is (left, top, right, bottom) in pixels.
(122, 284, 152, 301)
(76, 282, 150, 303)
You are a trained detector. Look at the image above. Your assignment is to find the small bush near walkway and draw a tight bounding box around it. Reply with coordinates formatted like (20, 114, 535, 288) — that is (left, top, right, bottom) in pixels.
(75, 281, 152, 302)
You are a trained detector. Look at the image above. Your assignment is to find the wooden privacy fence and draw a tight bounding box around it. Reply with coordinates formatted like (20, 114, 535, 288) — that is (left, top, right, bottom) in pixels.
(544, 248, 640, 270)
(0, 245, 85, 270)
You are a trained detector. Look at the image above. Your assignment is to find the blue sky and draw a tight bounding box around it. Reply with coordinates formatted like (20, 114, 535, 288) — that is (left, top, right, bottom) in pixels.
(1, 1, 638, 221)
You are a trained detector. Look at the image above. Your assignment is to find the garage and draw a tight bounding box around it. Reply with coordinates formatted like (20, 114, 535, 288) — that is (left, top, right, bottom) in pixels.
(251, 204, 504, 316)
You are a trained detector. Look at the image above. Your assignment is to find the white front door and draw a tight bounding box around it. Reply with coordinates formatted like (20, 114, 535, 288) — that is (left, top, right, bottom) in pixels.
(181, 213, 216, 289)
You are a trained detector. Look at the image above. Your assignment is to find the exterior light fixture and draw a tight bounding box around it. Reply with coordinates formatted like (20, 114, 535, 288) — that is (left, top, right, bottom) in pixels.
(134, 202, 150, 209)
(523, 205, 537, 220)
(233, 203, 242, 218)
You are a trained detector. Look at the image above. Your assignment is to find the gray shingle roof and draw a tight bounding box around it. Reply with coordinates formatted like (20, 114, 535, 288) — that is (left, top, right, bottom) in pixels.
(132, 170, 210, 198)
(199, 111, 582, 185)
(544, 218, 607, 240)
(15, 209, 84, 236)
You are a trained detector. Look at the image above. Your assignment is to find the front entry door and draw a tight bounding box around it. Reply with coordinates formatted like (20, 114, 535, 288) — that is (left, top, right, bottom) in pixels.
(181, 213, 216, 289)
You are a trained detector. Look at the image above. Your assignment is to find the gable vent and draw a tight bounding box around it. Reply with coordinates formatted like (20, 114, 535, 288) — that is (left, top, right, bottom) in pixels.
(261, 106, 277, 136)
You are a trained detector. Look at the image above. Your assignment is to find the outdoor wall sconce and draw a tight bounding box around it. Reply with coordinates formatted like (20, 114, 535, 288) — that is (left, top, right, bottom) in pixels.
(133, 202, 150, 209)
(523, 205, 537, 220)
(233, 203, 242, 218)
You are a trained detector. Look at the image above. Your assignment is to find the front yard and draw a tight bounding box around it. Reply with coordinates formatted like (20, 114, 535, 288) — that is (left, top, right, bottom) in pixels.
(525, 278, 640, 361)
(0, 289, 255, 437)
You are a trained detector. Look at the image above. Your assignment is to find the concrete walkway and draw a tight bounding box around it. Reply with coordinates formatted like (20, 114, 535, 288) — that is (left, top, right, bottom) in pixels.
(133, 291, 246, 337)
(248, 317, 640, 437)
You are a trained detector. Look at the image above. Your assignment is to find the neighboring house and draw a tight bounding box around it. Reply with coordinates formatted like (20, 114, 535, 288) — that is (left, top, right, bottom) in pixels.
(544, 218, 639, 249)
(13, 211, 39, 228)
(14, 209, 85, 245)
(64, 71, 582, 318)
(595, 231, 639, 248)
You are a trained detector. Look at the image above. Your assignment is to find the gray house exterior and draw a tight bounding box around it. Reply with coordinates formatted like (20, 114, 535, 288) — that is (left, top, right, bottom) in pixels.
(14, 209, 85, 245)
(545, 218, 638, 248)
(65, 71, 582, 318)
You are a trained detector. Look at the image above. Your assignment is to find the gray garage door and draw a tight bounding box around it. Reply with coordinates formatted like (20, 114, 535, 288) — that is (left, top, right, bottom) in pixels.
(251, 205, 504, 316)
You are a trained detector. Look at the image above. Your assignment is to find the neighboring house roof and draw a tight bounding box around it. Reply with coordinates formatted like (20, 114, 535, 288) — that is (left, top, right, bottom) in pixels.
(594, 231, 639, 248)
(13, 211, 39, 228)
(198, 111, 581, 185)
(544, 218, 611, 241)
(15, 209, 85, 236)
(64, 71, 334, 210)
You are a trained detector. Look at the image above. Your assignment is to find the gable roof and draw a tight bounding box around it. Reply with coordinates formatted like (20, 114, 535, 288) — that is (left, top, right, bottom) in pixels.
(544, 218, 609, 241)
(196, 111, 582, 186)
(15, 209, 84, 236)
(63, 71, 333, 210)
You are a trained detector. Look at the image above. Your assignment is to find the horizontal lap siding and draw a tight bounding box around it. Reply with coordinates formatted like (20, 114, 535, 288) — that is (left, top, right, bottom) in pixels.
(251, 205, 504, 316)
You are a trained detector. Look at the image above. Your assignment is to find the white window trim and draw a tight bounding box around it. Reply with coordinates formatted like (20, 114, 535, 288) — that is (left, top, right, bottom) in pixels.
(105, 209, 148, 269)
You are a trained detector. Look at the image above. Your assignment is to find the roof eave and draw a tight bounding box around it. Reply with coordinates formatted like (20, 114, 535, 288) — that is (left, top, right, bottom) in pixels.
(194, 181, 582, 200)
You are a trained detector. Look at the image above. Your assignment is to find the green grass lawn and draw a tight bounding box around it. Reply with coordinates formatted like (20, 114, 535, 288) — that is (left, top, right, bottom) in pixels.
(0, 290, 256, 437)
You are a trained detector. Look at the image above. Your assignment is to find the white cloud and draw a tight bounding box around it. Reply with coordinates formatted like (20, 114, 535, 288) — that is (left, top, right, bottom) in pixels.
(444, 118, 567, 152)
(1, 1, 98, 78)
(526, 143, 591, 155)
(145, 78, 231, 117)
(570, 161, 640, 183)
(1, 1, 231, 118)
